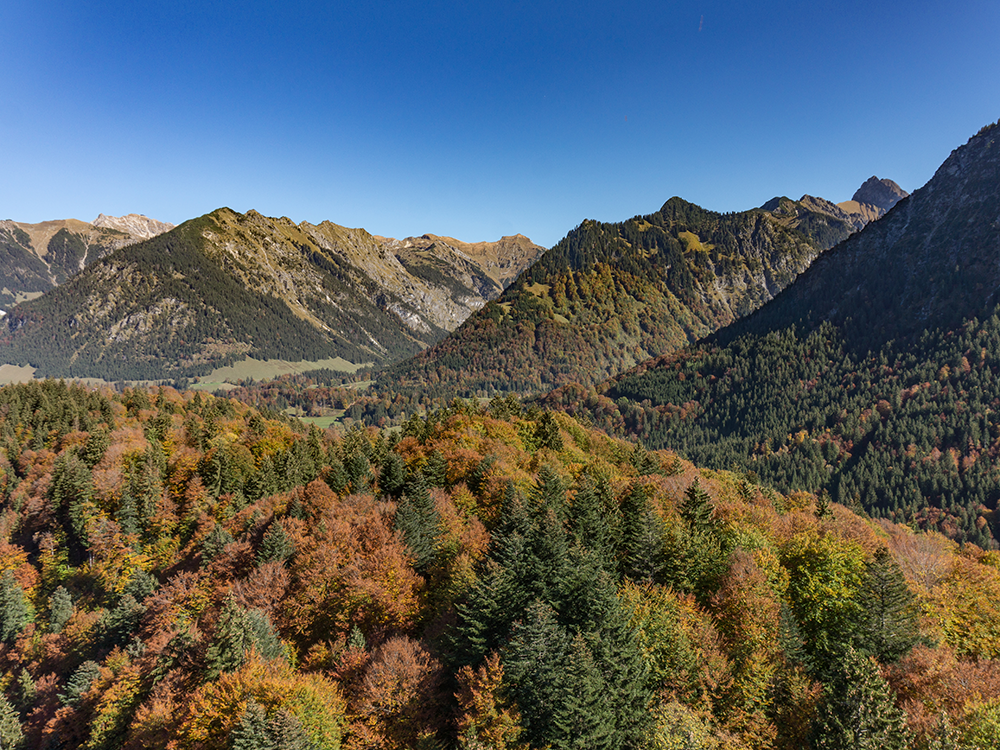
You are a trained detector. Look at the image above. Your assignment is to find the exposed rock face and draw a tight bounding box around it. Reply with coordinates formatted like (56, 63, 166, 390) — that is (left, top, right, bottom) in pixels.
(92, 213, 175, 239)
(0, 217, 169, 307)
(851, 177, 909, 212)
(835, 176, 909, 230)
(375, 233, 546, 295)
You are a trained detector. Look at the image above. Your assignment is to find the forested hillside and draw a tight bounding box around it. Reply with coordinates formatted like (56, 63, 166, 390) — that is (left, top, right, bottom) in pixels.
(2, 381, 1000, 748)
(543, 122, 1000, 547)
(379, 195, 853, 397)
(0, 210, 543, 382)
(0, 220, 144, 310)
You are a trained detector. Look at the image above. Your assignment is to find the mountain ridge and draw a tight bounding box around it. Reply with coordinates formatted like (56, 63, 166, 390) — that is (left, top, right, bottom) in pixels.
(377, 190, 861, 397)
(0, 208, 544, 381)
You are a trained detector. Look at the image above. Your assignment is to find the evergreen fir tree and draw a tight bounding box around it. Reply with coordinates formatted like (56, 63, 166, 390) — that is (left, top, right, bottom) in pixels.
(0, 570, 29, 644)
(13, 670, 36, 716)
(502, 600, 570, 747)
(49, 585, 73, 633)
(568, 475, 615, 571)
(246, 608, 288, 662)
(812, 647, 909, 750)
(59, 660, 102, 706)
(423, 449, 449, 488)
(550, 635, 616, 750)
(379, 451, 407, 497)
(854, 547, 920, 663)
(230, 699, 273, 750)
(202, 523, 236, 565)
(533, 411, 564, 451)
(206, 598, 254, 679)
(680, 479, 715, 531)
(257, 520, 295, 566)
(0, 692, 24, 750)
(267, 708, 312, 750)
(395, 473, 441, 572)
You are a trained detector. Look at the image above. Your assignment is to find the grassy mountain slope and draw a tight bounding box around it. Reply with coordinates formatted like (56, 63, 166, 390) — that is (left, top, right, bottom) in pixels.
(545, 121, 1000, 545)
(379, 196, 855, 396)
(0, 209, 543, 381)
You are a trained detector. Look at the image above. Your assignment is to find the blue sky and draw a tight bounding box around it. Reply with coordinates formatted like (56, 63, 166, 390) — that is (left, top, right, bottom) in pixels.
(3, 0, 998, 247)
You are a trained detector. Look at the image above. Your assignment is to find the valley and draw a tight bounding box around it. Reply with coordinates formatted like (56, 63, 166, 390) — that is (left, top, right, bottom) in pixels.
(1, 121, 999, 750)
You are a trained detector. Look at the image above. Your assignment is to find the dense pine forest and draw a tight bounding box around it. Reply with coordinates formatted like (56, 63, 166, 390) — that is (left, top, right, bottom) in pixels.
(2, 381, 1000, 748)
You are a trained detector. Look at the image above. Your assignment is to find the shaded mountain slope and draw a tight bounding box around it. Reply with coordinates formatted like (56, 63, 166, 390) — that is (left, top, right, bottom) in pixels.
(545, 121, 1000, 545)
(379, 195, 856, 396)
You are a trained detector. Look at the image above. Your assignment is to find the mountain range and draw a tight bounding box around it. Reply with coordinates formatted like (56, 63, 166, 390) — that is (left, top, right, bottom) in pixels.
(0, 209, 543, 381)
(541, 120, 1000, 545)
(0, 214, 175, 310)
(376, 180, 901, 397)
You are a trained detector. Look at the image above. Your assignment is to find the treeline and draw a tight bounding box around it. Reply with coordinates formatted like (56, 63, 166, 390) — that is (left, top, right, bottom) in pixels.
(2, 381, 1000, 747)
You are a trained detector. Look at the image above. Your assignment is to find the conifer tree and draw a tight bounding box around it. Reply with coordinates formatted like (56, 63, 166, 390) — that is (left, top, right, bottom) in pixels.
(0, 693, 24, 750)
(257, 520, 295, 566)
(202, 523, 235, 565)
(550, 634, 616, 750)
(267, 709, 312, 750)
(231, 699, 272, 750)
(812, 647, 908, 750)
(206, 598, 255, 679)
(0, 570, 29, 644)
(680, 479, 715, 531)
(396, 472, 441, 572)
(379, 451, 407, 497)
(59, 660, 102, 706)
(568, 475, 615, 571)
(854, 547, 920, 663)
(49, 585, 73, 633)
(423, 449, 449, 488)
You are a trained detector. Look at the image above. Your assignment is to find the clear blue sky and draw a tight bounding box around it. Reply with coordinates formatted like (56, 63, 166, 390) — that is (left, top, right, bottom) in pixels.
(3, 0, 998, 248)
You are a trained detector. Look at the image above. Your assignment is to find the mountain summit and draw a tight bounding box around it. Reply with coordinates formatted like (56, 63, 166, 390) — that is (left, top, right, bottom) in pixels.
(92, 213, 175, 239)
(555, 121, 1000, 545)
(836, 175, 909, 229)
(851, 176, 908, 211)
(0, 209, 543, 381)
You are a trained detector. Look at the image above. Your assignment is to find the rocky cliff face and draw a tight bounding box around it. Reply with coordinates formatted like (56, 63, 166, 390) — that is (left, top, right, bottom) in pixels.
(0, 217, 166, 307)
(92, 213, 175, 239)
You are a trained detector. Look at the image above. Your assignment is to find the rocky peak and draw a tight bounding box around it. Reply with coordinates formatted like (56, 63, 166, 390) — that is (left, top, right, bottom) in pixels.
(851, 177, 909, 212)
(92, 213, 175, 240)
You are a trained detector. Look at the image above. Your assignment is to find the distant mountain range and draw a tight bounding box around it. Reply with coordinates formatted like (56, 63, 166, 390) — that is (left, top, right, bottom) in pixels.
(0, 214, 174, 309)
(377, 177, 902, 397)
(543, 121, 1000, 545)
(0, 172, 903, 387)
(0, 209, 543, 381)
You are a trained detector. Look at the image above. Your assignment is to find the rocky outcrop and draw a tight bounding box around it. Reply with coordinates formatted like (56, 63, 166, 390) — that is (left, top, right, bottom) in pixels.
(92, 213, 175, 239)
(835, 176, 909, 230)
(851, 177, 908, 212)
